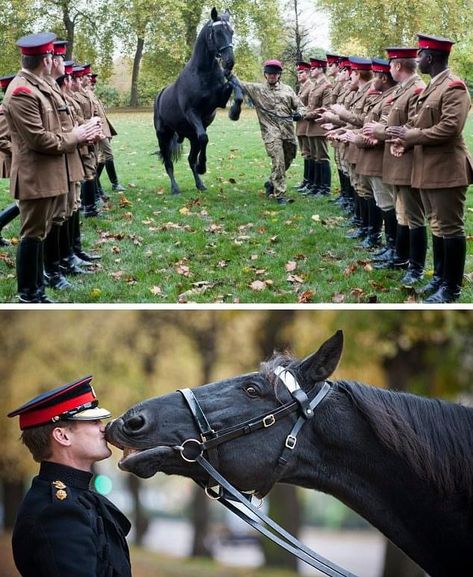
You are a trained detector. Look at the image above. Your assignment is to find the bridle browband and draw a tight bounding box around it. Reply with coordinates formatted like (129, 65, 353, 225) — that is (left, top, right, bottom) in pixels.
(208, 19, 234, 58)
(173, 368, 358, 577)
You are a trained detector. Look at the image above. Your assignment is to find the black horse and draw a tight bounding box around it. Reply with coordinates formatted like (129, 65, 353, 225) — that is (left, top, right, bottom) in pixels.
(154, 7, 243, 195)
(106, 331, 473, 577)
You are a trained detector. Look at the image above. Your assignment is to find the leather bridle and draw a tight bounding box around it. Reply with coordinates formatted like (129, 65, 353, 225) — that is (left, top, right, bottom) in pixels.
(172, 368, 358, 577)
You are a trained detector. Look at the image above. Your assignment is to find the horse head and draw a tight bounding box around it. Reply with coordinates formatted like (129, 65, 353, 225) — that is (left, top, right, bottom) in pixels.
(106, 331, 344, 492)
(208, 7, 235, 71)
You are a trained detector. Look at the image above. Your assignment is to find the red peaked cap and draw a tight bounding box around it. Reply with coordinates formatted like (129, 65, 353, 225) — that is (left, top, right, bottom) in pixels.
(7, 375, 110, 430)
(417, 33, 455, 53)
(64, 60, 75, 75)
(326, 53, 340, 64)
(338, 57, 351, 70)
(371, 58, 390, 73)
(296, 61, 311, 71)
(0, 74, 16, 90)
(16, 32, 57, 56)
(53, 40, 68, 56)
(385, 47, 418, 59)
(310, 57, 327, 68)
(349, 56, 372, 70)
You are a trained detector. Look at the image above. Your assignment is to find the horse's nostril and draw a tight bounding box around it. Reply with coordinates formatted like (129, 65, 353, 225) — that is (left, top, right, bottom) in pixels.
(125, 415, 145, 433)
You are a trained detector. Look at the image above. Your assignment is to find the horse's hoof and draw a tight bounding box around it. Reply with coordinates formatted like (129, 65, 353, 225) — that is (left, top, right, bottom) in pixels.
(196, 183, 207, 191)
(197, 166, 207, 175)
(229, 110, 241, 121)
(171, 189, 181, 195)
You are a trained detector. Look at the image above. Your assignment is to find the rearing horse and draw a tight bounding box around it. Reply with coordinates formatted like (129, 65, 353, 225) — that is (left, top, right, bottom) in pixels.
(106, 331, 473, 577)
(154, 7, 243, 195)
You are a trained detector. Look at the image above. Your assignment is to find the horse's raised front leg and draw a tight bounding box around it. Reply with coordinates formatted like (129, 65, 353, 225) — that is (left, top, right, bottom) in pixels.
(188, 136, 207, 191)
(185, 110, 208, 175)
(158, 131, 182, 195)
(227, 75, 244, 121)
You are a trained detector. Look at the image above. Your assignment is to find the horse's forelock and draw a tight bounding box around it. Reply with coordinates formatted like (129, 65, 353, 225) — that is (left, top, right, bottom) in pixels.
(260, 352, 297, 400)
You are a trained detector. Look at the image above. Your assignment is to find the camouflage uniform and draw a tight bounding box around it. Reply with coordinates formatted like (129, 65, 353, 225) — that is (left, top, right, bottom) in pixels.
(240, 80, 305, 198)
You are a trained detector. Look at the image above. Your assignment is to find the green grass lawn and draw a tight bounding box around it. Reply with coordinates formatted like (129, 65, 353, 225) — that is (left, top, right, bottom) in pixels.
(0, 108, 472, 304)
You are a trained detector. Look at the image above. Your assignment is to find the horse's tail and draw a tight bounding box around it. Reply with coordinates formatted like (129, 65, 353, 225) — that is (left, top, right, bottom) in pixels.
(154, 89, 183, 163)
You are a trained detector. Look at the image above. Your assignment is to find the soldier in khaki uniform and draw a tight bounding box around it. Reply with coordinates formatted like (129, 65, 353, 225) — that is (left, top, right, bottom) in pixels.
(89, 72, 125, 197)
(0, 74, 20, 246)
(294, 61, 313, 192)
(71, 64, 101, 217)
(364, 47, 426, 283)
(237, 59, 305, 204)
(388, 34, 473, 303)
(2, 32, 101, 303)
(304, 57, 332, 196)
(350, 59, 398, 250)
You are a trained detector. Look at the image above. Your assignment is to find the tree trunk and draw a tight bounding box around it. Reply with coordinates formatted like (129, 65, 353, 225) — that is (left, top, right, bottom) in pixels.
(62, 9, 75, 59)
(127, 474, 149, 546)
(2, 478, 25, 530)
(129, 37, 145, 108)
(190, 484, 212, 557)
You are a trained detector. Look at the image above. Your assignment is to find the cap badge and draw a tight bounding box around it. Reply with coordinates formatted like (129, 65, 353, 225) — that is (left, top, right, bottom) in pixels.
(53, 480, 66, 490)
(55, 489, 68, 500)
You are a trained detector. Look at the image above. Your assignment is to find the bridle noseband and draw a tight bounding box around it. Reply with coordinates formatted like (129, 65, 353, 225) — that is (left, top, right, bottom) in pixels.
(208, 20, 234, 59)
(171, 370, 357, 577)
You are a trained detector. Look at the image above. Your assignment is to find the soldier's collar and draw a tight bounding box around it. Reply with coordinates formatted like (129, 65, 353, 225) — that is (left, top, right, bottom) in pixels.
(39, 461, 93, 490)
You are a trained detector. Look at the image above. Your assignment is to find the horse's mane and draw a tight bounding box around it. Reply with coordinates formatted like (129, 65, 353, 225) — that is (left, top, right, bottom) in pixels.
(260, 354, 473, 499)
(338, 380, 473, 499)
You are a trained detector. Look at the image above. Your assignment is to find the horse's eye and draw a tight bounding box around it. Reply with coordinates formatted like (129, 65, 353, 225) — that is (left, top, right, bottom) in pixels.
(245, 386, 259, 398)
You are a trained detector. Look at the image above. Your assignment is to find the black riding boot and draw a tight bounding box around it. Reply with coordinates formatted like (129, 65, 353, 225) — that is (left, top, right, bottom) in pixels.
(347, 196, 368, 239)
(34, 241, 55, 303)
(44, 224, 73, 290)
(318, 161, 331, 196)
(299, 160, 314, 193)
(17, 237, 42, 303)
(96, 162, 109, 201)
(373, 208, 397, 261)
(424, 236, 466, 303)
(418, 235, 444, 296)
(71, 210, 101, 262)
(296, 159, 310, 190)
(374, 223, 409, 269)
(81, 180, 100, 217)
(59, 216, 92, 275)
(105, 159, 125, 191)
(360, 198, 382, 248)
(306, 162, 321, 196)
(401, 226, 427, 287)
(0, 203, 20, 246)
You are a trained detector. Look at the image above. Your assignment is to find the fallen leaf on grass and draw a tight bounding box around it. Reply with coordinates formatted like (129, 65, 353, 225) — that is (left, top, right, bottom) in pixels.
(179, 207, 190, 216)
(118, 194, 133, 207)
(249, 280, 269, 291)
(205, 223, 224, 234)
(332, 293, 345, 303)
(175, 263, 191, 276)
(0, 252, 14, 267)
(217, 260, 227, 268)
(285, 260, 297, 272)
(350, 288, 365, 301)
(90, 288, 102, 299)
(110, 271, 124, 280)
(149, 286, 163, 296)
(298, 290, 314, 303)
(287, 274, 304, 284)
(311, 214, 321, 222)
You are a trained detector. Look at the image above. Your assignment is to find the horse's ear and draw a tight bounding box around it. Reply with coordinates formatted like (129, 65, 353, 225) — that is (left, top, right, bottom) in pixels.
(297, 331, 344, 386)
(211, 7, 218, 21)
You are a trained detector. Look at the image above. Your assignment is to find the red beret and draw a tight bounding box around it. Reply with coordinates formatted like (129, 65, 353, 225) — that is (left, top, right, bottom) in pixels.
(417, 34, 455, 53)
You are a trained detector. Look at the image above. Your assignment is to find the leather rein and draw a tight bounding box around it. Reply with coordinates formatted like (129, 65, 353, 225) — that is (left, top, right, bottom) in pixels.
(172, 368, 358, 577)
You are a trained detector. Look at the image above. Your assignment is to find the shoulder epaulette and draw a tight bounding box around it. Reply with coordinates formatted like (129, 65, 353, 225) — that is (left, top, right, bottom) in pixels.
(367, 89, 382, 95)
(448, 80, 466, 90)
(413, 87, 424, 95)
(12, 86, 32, 96)
(384, 96, 394, 104)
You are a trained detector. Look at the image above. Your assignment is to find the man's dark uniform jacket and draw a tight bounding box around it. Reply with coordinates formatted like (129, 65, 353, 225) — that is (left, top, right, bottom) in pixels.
(12, 461, 132, 577)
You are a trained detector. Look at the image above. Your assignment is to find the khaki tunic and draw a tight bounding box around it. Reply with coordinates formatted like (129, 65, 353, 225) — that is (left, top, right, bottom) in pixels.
(3, 71, 80, 200)
(91, 92, 117, 139)
(0, 105, 12, 178)
(305, 75, 332, 137)
(372, 75, 425, 186)
(355, 85, 398, 177)
(402, 69, 473, 189)
(240, 80, 304, 144)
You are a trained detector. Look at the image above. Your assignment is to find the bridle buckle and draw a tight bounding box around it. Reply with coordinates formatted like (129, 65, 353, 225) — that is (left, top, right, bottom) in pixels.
(285, 435, 297, 450)
(263, 414, 275, 428)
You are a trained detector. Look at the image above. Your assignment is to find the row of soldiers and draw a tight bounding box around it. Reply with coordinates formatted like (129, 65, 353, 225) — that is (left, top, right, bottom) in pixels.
(293, 33, 472, 303)
(0, 32, 125, 303)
